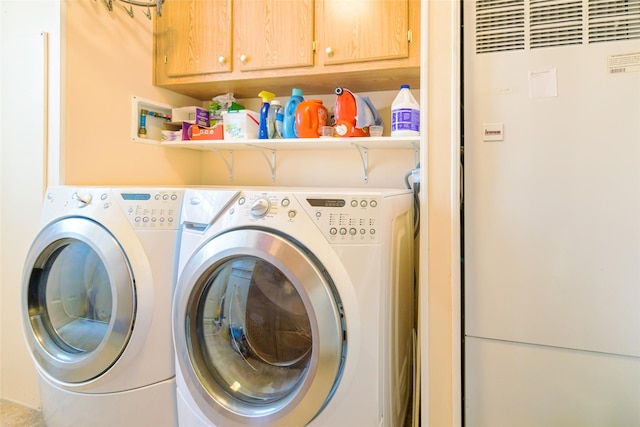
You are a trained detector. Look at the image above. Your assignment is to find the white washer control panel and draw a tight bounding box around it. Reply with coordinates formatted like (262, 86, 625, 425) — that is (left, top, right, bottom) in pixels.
(301, 196, 382, 244)
(115, 189, 183, 229)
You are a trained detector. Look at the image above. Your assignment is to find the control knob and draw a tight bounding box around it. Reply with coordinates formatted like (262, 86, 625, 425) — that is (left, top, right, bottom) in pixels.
(250, 198, 271, 218)
(73, 192, 93, 208)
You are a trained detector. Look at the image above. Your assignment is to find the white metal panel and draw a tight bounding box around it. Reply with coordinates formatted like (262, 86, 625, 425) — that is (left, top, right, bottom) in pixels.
(464, 0, 640, 357)
(465, 337, 640, 426)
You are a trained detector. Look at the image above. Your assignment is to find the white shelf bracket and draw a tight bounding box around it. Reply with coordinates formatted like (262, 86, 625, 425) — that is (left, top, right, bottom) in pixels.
(412, 141, 420, 167)
(207, 147, 234, 181)
(352, 143, 369, 183)
(251, 145, 277, 182)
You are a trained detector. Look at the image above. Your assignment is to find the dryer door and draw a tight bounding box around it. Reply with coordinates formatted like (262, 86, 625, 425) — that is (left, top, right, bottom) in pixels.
(174, 228, 346, 426)
(22, 217, 135, 383)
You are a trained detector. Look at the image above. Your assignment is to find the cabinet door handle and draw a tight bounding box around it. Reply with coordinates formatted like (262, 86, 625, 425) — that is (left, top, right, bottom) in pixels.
(218, 56, 226, 65)
(239, 54, 248, 64)
(325, 47, 333, 56)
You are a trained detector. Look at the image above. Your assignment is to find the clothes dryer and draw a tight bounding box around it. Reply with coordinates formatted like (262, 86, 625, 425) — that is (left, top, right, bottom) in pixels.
(21, 186, 184, 427)
(173, 187, 414, 427)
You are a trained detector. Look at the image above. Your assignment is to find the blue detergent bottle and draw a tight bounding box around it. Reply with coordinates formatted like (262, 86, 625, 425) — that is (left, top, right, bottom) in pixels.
(283, 88, 303, 138)
(258, 90, 275, 139)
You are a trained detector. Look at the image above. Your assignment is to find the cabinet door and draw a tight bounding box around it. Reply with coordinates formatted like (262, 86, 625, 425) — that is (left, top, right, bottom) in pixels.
(233, 0, 314, 72)
(318, 0, 410, 65)
(158, 0, 232, 78)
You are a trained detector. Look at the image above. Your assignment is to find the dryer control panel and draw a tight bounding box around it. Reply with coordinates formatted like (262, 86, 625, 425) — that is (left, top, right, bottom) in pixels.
(114, 189, 183, 230)
(300, 195, 383, 244)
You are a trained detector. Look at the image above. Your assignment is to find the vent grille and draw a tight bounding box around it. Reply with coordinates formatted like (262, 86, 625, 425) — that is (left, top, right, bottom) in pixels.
(588, 0, 640, 43)
(530, 0, 584, 48)
(475, 0, 525, 53)
(475, 0, 640, 53)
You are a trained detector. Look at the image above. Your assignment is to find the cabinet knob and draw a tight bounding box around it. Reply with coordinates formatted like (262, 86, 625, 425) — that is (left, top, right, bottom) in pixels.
(325, 47, 333, 56)
(218, 56, 226, 65)
(239, 54, 248, 63)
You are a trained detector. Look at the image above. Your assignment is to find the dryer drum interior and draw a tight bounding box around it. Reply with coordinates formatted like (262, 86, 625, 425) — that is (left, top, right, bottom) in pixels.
(177, 228, 346, 423)
(23, 217, 136, 384)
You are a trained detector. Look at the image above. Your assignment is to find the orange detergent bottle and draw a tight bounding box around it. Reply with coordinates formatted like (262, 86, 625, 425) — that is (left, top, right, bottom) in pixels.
(295, 99, 328, 138)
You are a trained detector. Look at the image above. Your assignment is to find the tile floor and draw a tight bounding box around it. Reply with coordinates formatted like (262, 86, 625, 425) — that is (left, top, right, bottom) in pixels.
(0, 400, 45, 427)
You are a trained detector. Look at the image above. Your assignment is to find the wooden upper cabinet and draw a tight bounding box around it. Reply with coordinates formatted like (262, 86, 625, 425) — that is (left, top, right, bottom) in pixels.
(317, 0, 410, 65)
(233, 0, 315, 72)
(155, 0, 232, 80)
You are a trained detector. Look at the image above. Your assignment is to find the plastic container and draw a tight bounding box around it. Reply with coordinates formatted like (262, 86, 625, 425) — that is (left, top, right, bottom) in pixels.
(258, 90, 275, 139)
(222, 110, 260, 139)
(295, 99, 328, 138)
(391, 84, 420, 136)
(270, 100, 283, 139)
(283, 88, 304, 138)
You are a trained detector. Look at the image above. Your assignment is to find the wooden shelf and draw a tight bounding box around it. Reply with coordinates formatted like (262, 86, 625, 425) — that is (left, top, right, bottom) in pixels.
(157, 136, 419, 151)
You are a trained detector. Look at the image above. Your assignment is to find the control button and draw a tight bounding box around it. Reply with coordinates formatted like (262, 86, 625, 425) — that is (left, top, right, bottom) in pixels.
(370, 199, 378, 208)
(162, 194, 169, 200)
(151, 217, 157, 222)
(160, 217, 165, 222)
(101, 193, 108, 201)
(339, 228, 347, 235)
(360, 228, 366, 235)
(189, 196, 201, 205)
(360, 200, 367, 207)
(155, 194, 161, 200)
(238, 197, 246, 205)
(351, 200, 358, 207)
(370, 228, 376, 235)
(168, 217, 174, 223)
(330, 228, 338, 235)
(135, 217, 141, 223)
(288, 210, 297, 219)
(171, 194, 178, 200)
(349, 228, 356, 235)
(316, 211, 322, 218)
(281, 198, 290, 207)
(143, 217, 149, 223)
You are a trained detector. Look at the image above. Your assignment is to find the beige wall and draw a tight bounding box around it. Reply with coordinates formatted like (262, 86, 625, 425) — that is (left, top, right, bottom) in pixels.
(64, 1, 202, 185)
(423, 0, 461, 426)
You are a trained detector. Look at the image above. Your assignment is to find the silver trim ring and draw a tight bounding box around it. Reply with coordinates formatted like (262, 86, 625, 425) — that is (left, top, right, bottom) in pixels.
(174, 228, 345, 426)
(22, 217, 135, 383)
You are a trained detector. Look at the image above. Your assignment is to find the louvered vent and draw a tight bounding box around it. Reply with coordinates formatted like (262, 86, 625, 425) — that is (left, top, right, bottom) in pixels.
(476, 0, 525, 53)
(530, 0, 584, 48)
(588, 0, 640, 43)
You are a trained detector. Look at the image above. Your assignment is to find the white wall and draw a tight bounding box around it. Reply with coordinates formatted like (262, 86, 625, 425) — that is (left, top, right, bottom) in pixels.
(0, 0, 61, 408)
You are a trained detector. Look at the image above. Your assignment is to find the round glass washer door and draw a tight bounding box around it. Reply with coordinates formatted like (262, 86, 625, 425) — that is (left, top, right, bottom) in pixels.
(174, 228, 346, 426)
(22, 217, 135, 383)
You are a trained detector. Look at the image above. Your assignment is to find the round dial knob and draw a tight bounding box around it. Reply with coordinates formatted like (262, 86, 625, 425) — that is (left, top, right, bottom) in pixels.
(250, 198, 271, 218)
(73, 192, 93, 208)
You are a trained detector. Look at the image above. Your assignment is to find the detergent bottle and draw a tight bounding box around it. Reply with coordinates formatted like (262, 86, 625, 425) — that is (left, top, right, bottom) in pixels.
(391, 84, 420, 136)
(283, 88, 304, 138)
(295, 99, 328, 138)
(258, 90, 275, 139)
(270, 100, 283, 138)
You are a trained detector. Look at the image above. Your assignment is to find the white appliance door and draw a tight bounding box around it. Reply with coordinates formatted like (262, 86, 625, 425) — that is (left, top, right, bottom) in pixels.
(463, 0, 640, 423)
(22, 217, 135, 383)
(173, 228, 345, 427)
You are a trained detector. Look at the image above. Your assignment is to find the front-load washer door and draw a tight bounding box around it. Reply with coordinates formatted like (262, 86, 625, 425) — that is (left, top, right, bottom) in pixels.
(174, 228, 346, 426)
(22, 217, 135, 384)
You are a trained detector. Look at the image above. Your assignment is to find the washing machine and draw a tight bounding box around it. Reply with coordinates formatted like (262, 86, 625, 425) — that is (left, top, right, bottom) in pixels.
(21, 186, 184, 427)
(173, 187, 415, 427)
